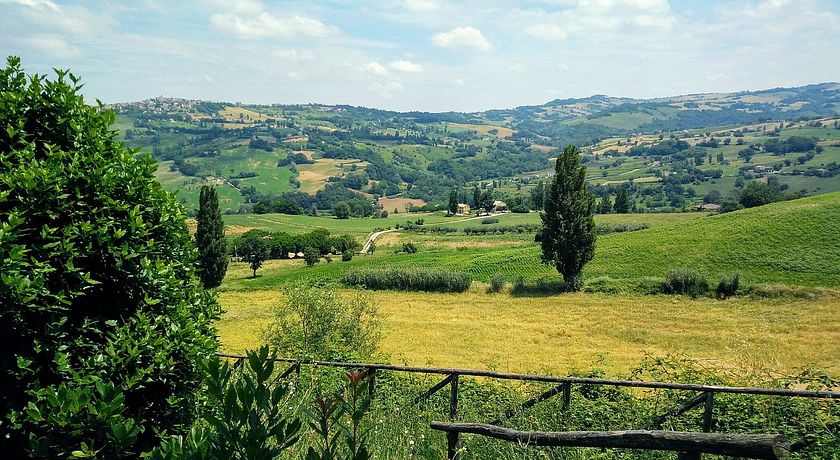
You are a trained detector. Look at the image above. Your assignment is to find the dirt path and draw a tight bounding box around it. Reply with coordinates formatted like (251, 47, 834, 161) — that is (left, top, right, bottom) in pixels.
(359, 212, 502, 254)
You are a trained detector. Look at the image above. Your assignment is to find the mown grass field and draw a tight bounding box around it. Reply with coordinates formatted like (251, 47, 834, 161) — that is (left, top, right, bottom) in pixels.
(215, 193, 840, 377)
(216, 287, 840, 376)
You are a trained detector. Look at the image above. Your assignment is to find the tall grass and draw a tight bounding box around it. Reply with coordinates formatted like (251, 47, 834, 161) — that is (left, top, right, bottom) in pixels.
(343, 267, 472, 292)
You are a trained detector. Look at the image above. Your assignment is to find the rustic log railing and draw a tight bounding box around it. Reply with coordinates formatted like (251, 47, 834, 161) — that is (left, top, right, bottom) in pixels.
(216, 353, 839, 459)
(429, 423, 791, 460)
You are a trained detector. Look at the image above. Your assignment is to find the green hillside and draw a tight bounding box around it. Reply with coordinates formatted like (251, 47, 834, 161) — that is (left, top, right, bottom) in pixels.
(223, 193, 840, 290)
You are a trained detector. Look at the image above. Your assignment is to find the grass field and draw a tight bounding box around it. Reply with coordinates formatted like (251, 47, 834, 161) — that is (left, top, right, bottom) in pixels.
(214, 193, 840, 378)
(215, 287, 840, 376)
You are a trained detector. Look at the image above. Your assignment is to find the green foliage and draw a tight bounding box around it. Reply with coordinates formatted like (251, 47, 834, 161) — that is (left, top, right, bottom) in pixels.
(196, 186, 228, 288)
(334, 202, 351, 219)
(343, 267, 472, 292)
(304, 372, 373, 460)
(740, 180, 784, 208)
(148, 347, 302, 460)
(716, 272, 741, 299)
(663, 268, 709, 298)
(239, 233, 270, 276)
(342, 250, 354, 262)
(481, 217, 500, 224)
(540, 145, 597, 290)
(399, 242, 419, 254)
(448, 188, 458, 215)
(265, 285, 381, 361)
(0, 56, 219, 456)
(613, 184, 631, 213)
(488, 273, 506, 293)
(304, 246, 320, 267)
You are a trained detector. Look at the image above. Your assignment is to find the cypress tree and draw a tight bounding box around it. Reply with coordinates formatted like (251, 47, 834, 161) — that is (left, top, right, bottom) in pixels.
(540, 145, 596, 291)
(448, 188, 459, 214)
(196, 186, 228, 288)
(614, 184, 631, 214)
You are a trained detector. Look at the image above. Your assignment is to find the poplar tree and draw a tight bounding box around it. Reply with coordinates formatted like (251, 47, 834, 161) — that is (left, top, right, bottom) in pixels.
(540, 145, 596, 291)
(196, 186, 228, 288)
(614, 184, 631, 214)
(448, 188, 459, 214)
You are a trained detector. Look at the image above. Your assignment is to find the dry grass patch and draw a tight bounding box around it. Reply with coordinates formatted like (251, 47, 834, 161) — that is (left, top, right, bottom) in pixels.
(378, 197, 426, 213)
(449, 123, 514, 139)
(215, 289, 840, 377)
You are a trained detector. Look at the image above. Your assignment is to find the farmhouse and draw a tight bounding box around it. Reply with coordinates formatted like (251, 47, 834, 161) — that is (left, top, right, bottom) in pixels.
(456, 203, 471, 215)
(282, 134, 309, 143)
(692, 203, 721, 212)
(492, 200, 508, 212)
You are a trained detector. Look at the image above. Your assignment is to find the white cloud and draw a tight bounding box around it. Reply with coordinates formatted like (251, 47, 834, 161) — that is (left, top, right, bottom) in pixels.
(403, 0, 440, 12)
(364, 61, 389, 76)
(525, 23, 568, 40)
(370, 80, 404, 98)
(273, 49, 315, 61)
(432, 26, 491, 51)
(206, 0, 263, 16)
(202, 73, 213, 82)
(0, 0, 59, 11)
(210, 12, 338, 39)
(389, 59, 424, 72)
(23, 35, 80, 57)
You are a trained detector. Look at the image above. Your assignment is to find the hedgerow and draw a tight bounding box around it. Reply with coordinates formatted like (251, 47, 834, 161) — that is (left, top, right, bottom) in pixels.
(343, 267, 472, 292)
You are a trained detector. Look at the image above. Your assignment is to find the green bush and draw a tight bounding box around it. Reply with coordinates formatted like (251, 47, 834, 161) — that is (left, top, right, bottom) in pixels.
(148, 347, 302, 459)
(716, 272, 741, 299)
(488, 273, 506, 293)
(343, 267, 472, 292)
(0, 57, 219, 456)
(400, 242, 418, 254)
(342, 250, 353, 262)
(480, 217, 500, 224)
(264, 285, 381, 361)
(510, 277, 567, 295)
(663, 268, 709, 298)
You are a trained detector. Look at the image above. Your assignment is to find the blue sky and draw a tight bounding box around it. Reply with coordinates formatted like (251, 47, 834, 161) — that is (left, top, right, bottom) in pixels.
(1, 0, 838, 111)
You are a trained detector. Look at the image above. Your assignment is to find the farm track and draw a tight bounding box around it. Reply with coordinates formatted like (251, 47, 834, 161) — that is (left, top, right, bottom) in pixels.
(360, 212, 503, 253)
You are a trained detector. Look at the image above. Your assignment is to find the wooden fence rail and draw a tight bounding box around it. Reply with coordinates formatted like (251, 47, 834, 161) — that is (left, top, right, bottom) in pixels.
(429, 422, 791, 460)
(217, 353, 838, 459)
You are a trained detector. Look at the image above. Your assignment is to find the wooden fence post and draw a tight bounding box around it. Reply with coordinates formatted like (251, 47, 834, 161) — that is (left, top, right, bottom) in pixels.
(562, 383, 572, 410)
(703, 392, 715, 433)
(448, 373, 460, 460)
(368, 367, 376, 398)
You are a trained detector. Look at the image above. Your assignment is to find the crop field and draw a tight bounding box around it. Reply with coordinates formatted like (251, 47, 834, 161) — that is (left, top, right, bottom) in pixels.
(296, 158, 366, 193)
(154, 161, 244, 211)
(222, 211, 452, 238)
(377, 196, 427, 213)
(215, 287, 840, 376)
(448, 122, 514, 138)
(214, 193, 840, 381)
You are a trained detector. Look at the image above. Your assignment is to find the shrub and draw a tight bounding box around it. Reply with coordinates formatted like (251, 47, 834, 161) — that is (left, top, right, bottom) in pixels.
(663, 268, 709, 298)
(510, 277, 567, 296)
(400, 242, 418, 254)
(488, 273, 506, 293)
(0, 57, 219, 456)
(343, 267, 472, 292)
(716, 273, 741, 298)
(481, 217, 500, 224)
(342, 250, 353, 262)
(264, 285, 381, 361)
(148, 347, 302, 459)
(304, 246, 320, 267)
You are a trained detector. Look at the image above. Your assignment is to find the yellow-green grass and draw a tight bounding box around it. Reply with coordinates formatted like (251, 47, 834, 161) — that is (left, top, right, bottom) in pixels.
(153, 161, 243, 211)
(216, 288, 840, 377)
(297, 158, 367, 193)
(223, 211, 451, 238)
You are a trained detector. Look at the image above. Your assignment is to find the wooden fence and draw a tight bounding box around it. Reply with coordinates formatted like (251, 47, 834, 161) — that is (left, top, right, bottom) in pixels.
(217, 353, 839, 459)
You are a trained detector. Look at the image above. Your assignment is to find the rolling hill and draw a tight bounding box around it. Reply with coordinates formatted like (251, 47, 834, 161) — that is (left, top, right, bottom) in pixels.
(221, 192, 840, 290)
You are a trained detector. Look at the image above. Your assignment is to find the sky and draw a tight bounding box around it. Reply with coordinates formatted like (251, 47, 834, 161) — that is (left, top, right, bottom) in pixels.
(1, 0, 838, 112)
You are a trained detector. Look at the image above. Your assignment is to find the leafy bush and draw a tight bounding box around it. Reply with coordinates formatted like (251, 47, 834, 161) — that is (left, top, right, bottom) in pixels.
(488, 273, 506, 293)
(304, 246, 320, 267)
(399, 242, 419, 254)
(716, 272, 741, 299)
(264, 285, 380, 361)
(343, 267, 472, 292)
(148, 347, 302, 459)
(596, 222, 650, 235)
(342, 250, 354, 262)
(662, 268, 709, 298)
(510, 277, 567, 296)
(0, 57, 219, 456)
(463, 223, 540, 235)
(481, 217, 500, 224)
